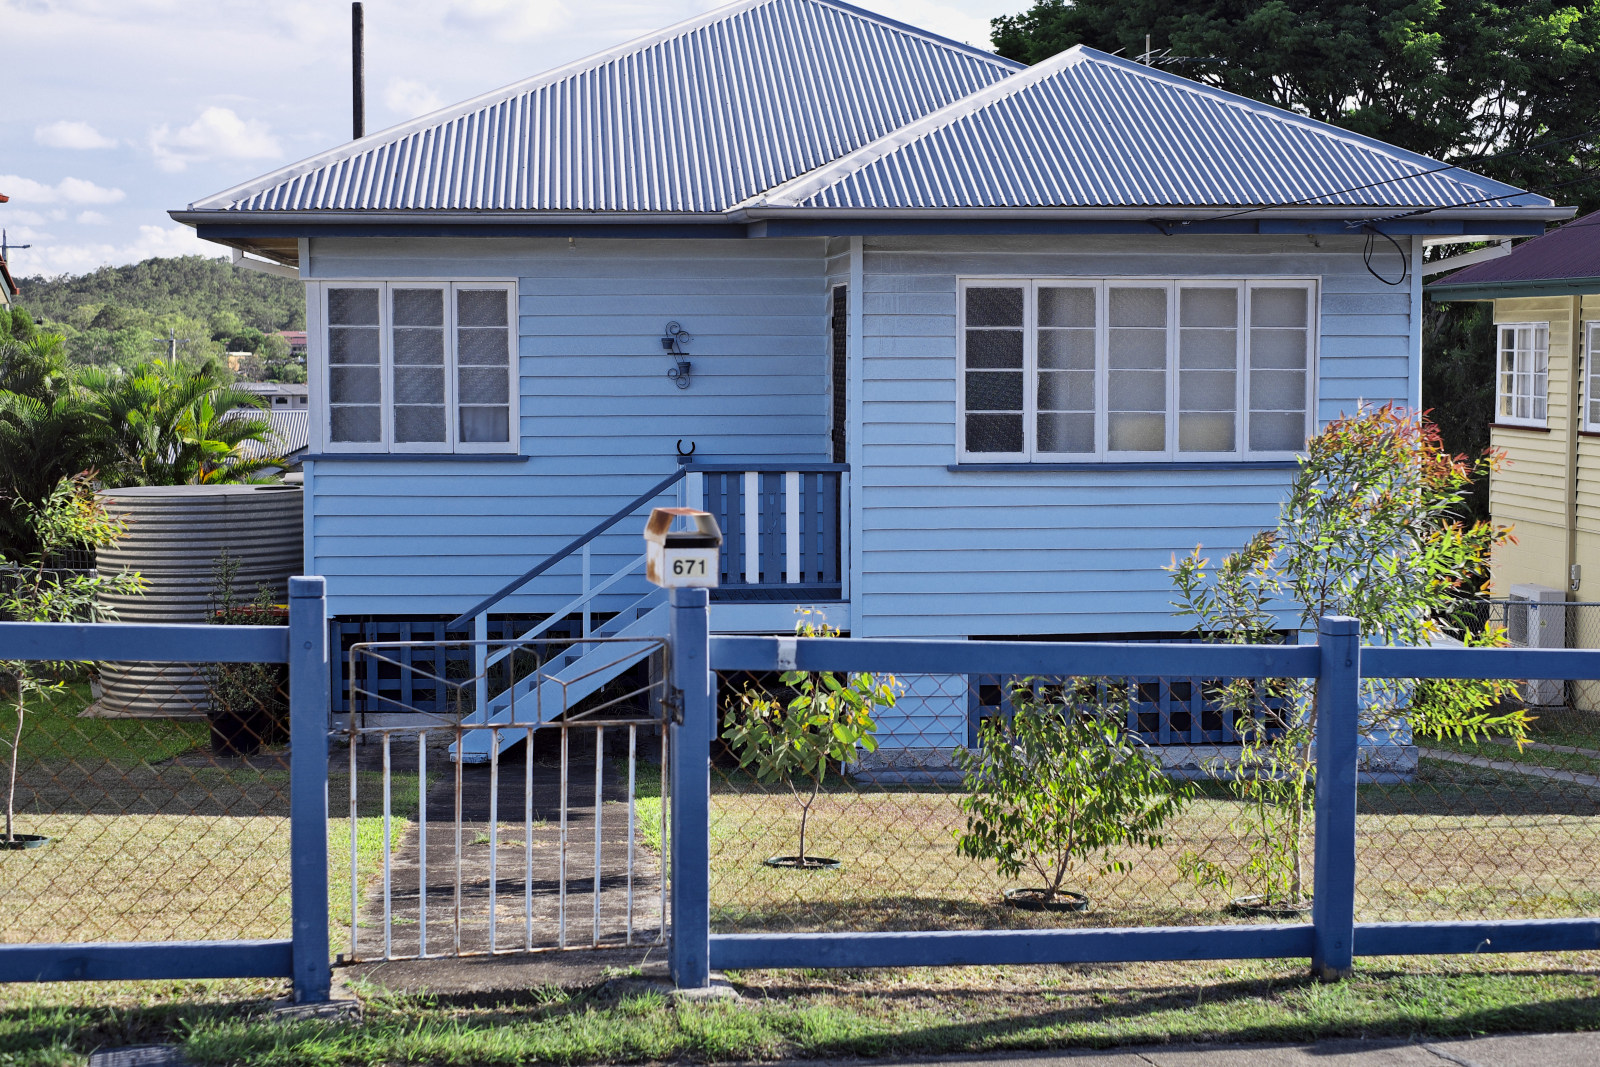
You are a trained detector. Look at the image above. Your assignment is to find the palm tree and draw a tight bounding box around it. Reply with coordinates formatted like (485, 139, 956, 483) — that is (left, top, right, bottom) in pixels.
(0, 333, 103, 561)
(79, 358, 281, 486)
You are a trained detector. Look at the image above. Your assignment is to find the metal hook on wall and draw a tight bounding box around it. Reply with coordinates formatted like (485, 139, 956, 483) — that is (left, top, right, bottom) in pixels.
(661, 320, 693, 389)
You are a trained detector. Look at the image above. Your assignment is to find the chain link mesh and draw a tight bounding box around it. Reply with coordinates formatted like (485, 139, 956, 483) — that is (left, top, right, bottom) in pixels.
(0, 657, 293, 944)
(709, 663, 1600, 935)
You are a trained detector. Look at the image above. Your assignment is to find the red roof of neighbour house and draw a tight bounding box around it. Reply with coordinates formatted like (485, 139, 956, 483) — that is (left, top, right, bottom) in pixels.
(1428, 210, 1600, 298)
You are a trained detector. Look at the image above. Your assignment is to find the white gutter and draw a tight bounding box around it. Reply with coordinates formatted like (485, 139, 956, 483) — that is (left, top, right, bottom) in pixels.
(232, 247, 301, 280)
(1420, 240, 1513, 278)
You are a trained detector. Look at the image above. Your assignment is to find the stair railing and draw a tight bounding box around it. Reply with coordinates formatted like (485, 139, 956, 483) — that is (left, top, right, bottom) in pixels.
(447, 466, 690, 717)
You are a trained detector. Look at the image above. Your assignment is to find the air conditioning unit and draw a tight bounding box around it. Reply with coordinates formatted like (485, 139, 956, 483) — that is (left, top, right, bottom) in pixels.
(1508, 583, 1566, 706)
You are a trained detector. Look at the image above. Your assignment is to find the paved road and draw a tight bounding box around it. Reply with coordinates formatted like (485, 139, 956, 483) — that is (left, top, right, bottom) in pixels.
(875, 1032, 1600, 1066)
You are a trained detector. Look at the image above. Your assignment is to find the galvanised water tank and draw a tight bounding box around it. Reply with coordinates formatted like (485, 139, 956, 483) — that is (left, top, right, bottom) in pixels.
(94, 484, 303, 718)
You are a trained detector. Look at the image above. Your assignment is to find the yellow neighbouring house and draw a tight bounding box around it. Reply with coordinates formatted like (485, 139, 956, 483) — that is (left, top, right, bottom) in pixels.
(1428, 211, 1600, 701)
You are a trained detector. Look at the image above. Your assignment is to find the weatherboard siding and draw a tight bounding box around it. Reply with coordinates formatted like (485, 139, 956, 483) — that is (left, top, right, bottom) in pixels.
(1489, 295, 1576, 596)
(303, 236, 831, 617)
(851, 234, 1417, 638)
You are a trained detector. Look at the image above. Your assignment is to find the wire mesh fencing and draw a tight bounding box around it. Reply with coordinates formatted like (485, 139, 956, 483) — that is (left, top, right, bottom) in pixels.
(707, 663, 1600, 937)
(0, 656, 294, 945)
(337, 635, 669, 962)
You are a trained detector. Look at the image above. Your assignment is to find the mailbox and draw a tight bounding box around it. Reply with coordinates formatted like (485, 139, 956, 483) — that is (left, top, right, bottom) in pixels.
(644, 507, 722, 588)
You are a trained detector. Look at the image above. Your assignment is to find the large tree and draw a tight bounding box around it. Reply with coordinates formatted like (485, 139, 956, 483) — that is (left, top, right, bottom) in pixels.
(992, 1, 1600, 507)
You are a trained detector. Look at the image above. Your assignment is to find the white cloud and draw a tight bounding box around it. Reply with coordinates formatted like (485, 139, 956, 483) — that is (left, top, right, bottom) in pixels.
(147, 107, 283, 173)
(444, 0, 572, 42)
(0, 174, 126, 205)
(384, 78, 446, 121)
(34, 120, 117, 150)
(3, 210, 48, 226)
(15, 224, 224, 279)
(76, 210, 110, 225)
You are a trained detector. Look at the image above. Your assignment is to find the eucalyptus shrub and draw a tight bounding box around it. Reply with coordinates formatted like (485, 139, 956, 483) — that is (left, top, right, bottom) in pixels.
(1168, 405, 1523, 907)
(722, 613, 900, 866)
(955, 681, 1189, 904)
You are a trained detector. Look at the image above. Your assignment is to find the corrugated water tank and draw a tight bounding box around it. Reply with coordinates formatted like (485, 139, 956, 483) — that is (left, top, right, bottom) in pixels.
(94, 484, 303, 717)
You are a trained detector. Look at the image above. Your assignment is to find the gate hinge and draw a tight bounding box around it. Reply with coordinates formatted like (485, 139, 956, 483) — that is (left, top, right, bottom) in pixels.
(664, 687, 684, 725)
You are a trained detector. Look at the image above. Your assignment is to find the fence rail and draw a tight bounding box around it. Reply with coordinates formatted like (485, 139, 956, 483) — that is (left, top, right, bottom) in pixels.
(0, 580, 330, 1002)
(667, 595, 1600, 987)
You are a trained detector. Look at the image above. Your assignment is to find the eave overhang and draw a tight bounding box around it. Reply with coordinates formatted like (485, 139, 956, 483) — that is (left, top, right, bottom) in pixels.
(1427, 276, 1600, 302)
(176, 203, 1570, 268)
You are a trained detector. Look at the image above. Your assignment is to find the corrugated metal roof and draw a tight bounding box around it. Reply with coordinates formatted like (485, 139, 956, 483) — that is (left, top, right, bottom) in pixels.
(190, 0, 1020, 215)
(230, 409, 309, 462)
(755, 47, 1550, 212)
(1431, 211, 1600, 288)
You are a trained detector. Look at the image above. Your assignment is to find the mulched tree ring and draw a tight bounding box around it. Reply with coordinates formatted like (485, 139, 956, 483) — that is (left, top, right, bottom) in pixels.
(0, 834, 51, 851)
(762, 855, 842, 870)
(1003, 887, 1089, 912)
(1228, 894, 1313, 918)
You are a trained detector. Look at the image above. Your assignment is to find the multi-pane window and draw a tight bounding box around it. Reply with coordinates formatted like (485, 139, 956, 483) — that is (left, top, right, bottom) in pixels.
(1496, 322, 1549, 428)
(321, 282, 516, 453)
(960, 279, 1315, 461)
(1585, 322, 1600, 431)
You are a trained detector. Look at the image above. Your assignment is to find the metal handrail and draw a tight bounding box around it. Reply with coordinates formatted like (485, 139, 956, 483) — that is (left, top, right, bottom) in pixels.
(446, 467, 688, 630)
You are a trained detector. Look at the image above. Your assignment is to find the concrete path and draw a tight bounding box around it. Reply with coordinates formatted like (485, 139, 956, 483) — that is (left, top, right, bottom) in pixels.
(875, 1032, 1600, 1065)
(1416, 747, 1600, 790)
(1488, 736, 1600, 760)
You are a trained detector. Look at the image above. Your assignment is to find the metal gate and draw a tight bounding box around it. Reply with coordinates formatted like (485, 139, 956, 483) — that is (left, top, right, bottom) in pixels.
(338, 635, 669, 962)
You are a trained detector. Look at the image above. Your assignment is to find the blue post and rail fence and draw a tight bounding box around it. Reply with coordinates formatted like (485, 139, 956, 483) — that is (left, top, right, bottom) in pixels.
(4, 580, 1600, 1000)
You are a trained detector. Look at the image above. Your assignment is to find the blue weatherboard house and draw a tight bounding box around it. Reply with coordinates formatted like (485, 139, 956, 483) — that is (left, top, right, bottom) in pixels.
(174, 0, 1566, 768)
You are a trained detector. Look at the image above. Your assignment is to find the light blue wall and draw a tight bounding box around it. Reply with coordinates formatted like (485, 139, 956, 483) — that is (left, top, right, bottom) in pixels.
(302, 236, 831, 618)
(850, 234, 1416, 640)
(300, 232, 1420, 640)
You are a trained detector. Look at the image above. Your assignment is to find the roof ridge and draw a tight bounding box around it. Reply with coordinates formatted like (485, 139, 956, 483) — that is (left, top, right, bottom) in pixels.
(755, 43, 1537, 211)
(749, 45, 1079, 209)
(189, 0, 1018, 212)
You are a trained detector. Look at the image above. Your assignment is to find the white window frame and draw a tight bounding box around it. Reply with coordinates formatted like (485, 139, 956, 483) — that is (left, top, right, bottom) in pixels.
(956, 277, 1319, 462)
(1584, 321, 1600, 433)
(310, 279, 518, 454)
(1495, 321, 1549, 430)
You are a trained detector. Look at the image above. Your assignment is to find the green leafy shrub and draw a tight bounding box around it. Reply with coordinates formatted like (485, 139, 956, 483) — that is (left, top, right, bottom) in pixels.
(722, 615, 900, 866)
(204, 550, 287, 754)
(954, 680, 1189, 903)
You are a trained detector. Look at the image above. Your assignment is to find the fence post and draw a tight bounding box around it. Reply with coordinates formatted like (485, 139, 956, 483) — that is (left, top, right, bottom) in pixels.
(668, 586, 712, 988)
(289, 576, 332, 1003)
(1311, 614, 1360, 981)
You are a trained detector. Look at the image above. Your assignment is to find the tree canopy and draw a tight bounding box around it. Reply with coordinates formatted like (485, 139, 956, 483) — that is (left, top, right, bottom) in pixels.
(13, 256, 305, 378)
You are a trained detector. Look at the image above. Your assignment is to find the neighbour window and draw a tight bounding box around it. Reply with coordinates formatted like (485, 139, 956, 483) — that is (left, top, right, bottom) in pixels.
(1586, 322, 1600, 432)
(320, 282, 516, 453)
(1496, 322, 1549, 429)
(959, 279, 1315, 461)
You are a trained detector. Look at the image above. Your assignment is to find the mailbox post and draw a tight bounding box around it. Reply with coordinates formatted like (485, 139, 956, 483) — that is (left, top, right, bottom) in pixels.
(646, 507, 720, 987)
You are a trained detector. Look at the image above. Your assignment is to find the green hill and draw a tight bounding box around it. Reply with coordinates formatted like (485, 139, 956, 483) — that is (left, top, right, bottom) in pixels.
(15, 255, 303, 333)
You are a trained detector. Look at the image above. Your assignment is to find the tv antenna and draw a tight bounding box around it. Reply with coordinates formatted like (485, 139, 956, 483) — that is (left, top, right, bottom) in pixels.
(1, 230, 31, 263)
(153, 329, 192, 364)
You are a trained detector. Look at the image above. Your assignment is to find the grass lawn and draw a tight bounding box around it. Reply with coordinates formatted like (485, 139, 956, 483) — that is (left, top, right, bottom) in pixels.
(706, 757, 1600, 934)
(1, 682, 416, 946)
(1, 954, 1597, 1067)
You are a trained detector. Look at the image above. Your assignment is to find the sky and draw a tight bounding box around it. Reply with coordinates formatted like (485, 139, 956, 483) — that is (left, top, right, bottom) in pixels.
(1, 0, 1018, 278)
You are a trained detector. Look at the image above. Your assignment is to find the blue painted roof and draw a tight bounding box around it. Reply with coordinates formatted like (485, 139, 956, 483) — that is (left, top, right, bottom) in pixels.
(752, 47, 1550, 214)
(188, 0, 1020, 215)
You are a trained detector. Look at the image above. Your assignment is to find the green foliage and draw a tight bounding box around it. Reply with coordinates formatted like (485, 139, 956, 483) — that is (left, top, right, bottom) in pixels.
(0, 331, 104, 559)
(1166, 406, 1522, 905)
(1, 474, 143, 841)
(722, 614, 900, 864)
(205, 551, 288, 750)
(78, 357, 281, 486)
(14, 256, 304, 372)
(954, 681, 1189, 901)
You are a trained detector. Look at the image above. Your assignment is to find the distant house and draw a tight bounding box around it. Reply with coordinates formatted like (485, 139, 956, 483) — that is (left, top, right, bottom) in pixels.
(1428, 211, 1600, 615)
(233, 383, 312, 471)
(174, 0, 1569, 764)
(275, 331, 308, 360)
